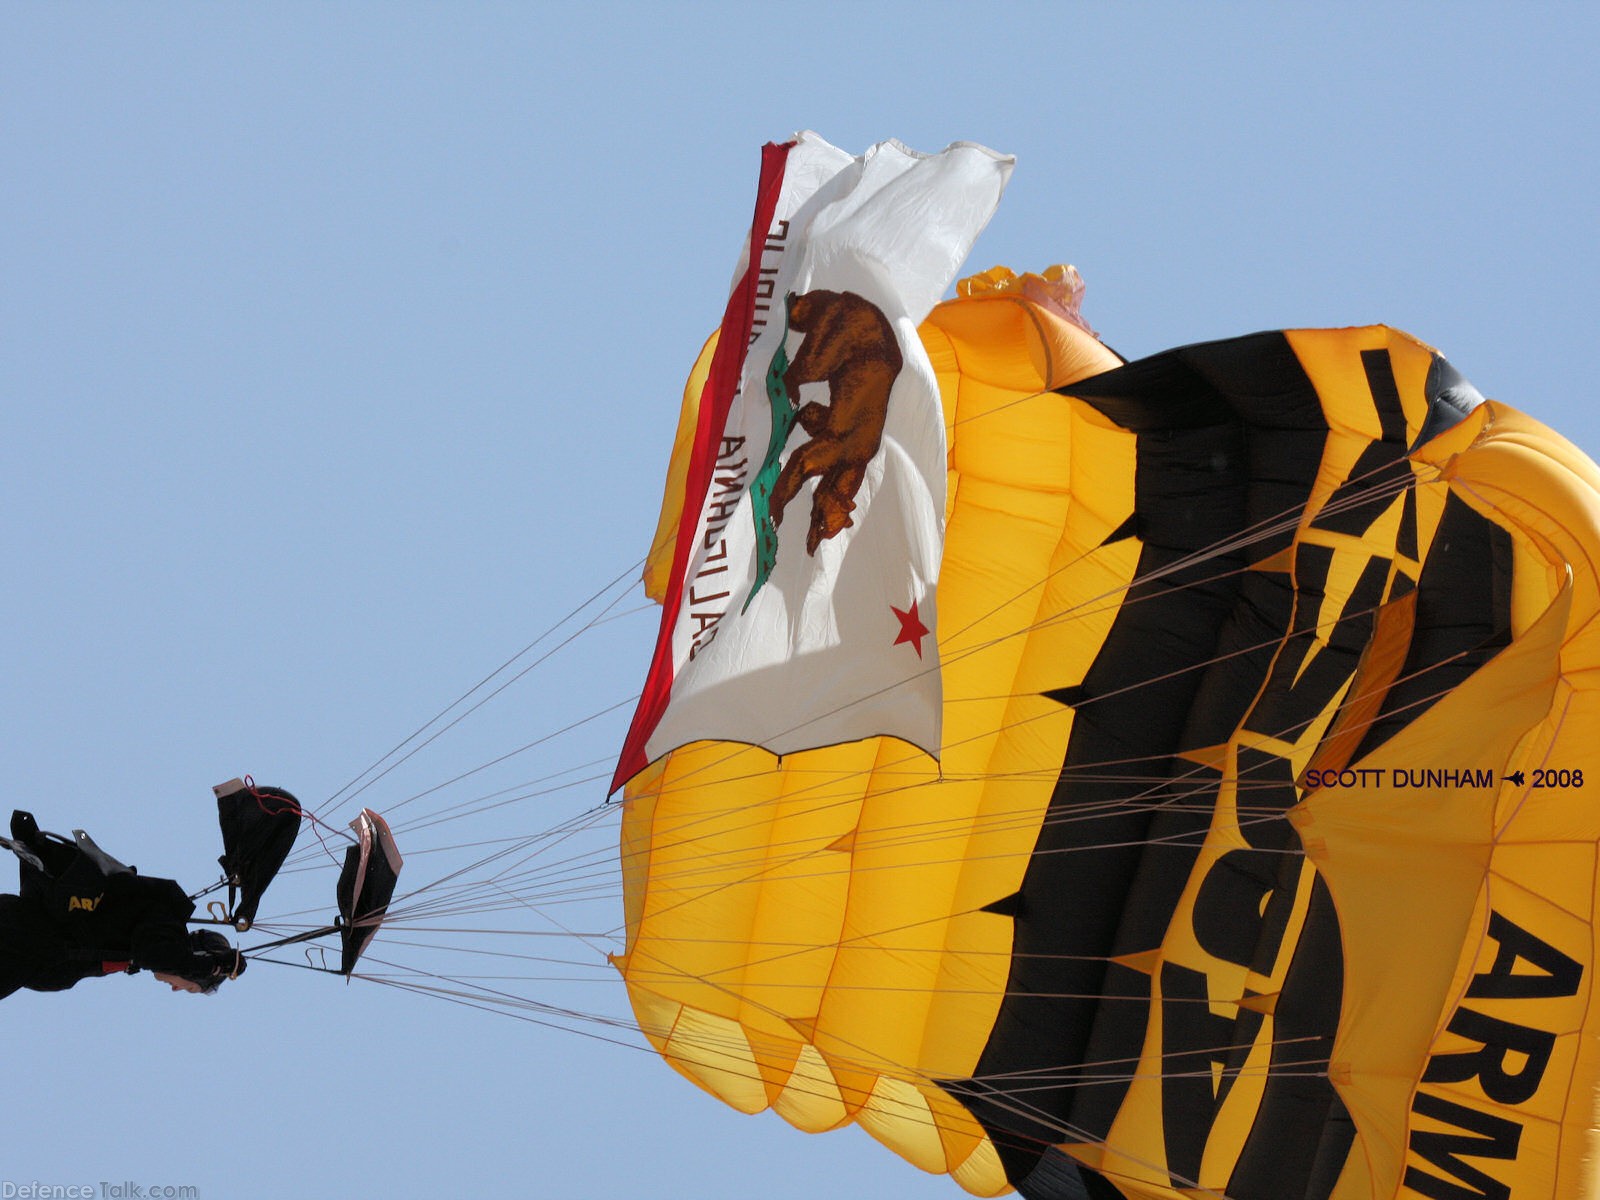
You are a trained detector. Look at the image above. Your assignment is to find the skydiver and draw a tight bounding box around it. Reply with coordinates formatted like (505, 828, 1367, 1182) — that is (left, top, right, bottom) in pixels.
(0, 809, 246, 999)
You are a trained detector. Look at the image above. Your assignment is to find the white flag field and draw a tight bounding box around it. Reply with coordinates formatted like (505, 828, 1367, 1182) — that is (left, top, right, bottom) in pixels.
(613, 132, 1013, 792)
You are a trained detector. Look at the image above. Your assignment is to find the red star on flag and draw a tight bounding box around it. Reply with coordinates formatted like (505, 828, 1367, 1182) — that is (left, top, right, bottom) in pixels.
(891, 598, 930, 658)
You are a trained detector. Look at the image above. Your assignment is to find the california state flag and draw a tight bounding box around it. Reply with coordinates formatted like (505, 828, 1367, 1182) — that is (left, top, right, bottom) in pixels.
(612, 132, 1013, 792)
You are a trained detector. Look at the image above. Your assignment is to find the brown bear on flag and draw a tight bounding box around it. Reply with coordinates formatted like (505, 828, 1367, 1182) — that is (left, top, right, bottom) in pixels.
(769, 289, 904, 555)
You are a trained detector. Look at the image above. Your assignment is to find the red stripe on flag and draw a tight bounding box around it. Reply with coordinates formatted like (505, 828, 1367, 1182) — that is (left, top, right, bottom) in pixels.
(611, 139, 793, 793)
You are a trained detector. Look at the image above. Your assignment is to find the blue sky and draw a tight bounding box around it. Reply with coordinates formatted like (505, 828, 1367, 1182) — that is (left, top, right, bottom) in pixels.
(3, 5, 1596, 1198)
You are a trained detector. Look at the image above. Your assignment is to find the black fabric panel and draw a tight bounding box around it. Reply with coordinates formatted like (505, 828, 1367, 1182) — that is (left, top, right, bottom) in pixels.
(1309, 350, 1412, 539)
(1192, 849, 1295, 968)
(1398, 487, 1419, 562)
(1227, 878, 1350, 1200)
(1064, 958, 1154, 1136)
(1137, 769, 1297, 1190)
(1071, 332, 1328, 565)
(1413, 354, 1484, 452)
(1066, 331, 1330, 435)
(1045, 685, 1091, 709)
(1033, 739, 1227, 1173)
(1311, 445, 1409, 539)
(1232, 751, 1310, 998)
(1130, 423, 1249, 569)
(1362, 348, 1409, 443)
(1063, 351, 1235, 431)
(1180, 571, 1296, 751)
(1234, 745, 1302, 849)
(1181, 334, 1331, 563)
(1015, 1149, 1126, 1200)
(1166, 333, 1326, 431)
(1327, 557, 1394, 656)
(1099, 512, 1139, 547)
(981, 891, 1027, 919)
(1244, 552, 1389, 742)
(1351, 491, 1514, 759)
(1285, 541, 1333, 672)
(1108, 767, 1219, 953)
(1234, 428, 1330, 561)
(1158, 960, 1258, 1187)
(1302, 1104, 1358, 1200)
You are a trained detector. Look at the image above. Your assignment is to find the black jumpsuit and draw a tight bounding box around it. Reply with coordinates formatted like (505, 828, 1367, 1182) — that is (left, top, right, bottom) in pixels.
(0, 811, 206, 999)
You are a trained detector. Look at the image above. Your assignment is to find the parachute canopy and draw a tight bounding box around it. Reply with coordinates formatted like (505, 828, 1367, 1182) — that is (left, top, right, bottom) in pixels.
(617, 269, 1600, 1200)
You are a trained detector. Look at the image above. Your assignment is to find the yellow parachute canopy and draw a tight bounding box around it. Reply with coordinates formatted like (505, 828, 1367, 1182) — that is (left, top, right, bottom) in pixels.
(617, 268, 1600, 1200)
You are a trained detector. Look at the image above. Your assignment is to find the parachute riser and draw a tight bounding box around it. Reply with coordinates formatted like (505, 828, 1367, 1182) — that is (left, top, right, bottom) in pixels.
(243, 919, 344, 956)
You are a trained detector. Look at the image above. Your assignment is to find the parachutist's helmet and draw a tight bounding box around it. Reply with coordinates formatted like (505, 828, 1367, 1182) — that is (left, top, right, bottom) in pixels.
(180, 929, 247, 994)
